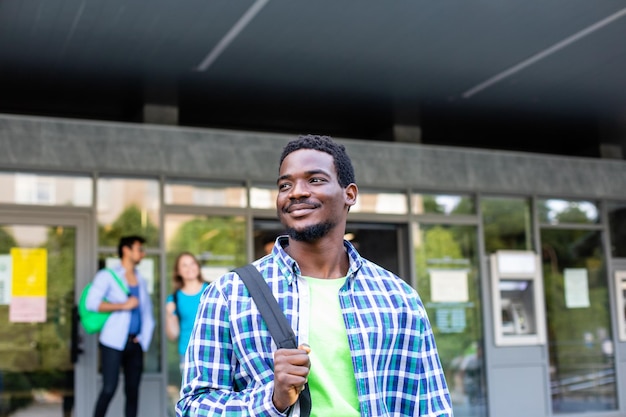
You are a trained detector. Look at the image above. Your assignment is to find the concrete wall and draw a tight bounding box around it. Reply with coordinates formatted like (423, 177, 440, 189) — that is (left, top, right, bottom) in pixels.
(1, 114, 625, 198)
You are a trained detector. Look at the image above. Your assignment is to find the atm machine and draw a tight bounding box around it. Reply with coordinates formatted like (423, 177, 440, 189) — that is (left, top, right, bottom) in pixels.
(487, 250, 549, 417)
(490, 250, 546, 346)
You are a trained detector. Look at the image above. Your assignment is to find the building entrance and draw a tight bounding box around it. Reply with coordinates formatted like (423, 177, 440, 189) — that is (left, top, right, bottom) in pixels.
(0, 210, 92, 417)
(253, 219, 408, 277)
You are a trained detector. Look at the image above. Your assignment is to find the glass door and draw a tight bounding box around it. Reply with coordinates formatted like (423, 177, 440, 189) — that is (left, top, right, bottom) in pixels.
(253, 219, 408, 277)
(412, 223, 486, 417)
(0, 210, 91, 417)
(541, 228, 617, 413)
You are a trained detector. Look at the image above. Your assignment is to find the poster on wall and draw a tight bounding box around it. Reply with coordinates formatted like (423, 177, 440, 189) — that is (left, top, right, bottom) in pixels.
(9, 248, 47, 322)
(0, 254, 11, 305)
(429, 269, 469, 303)
(564, 268, 590, 308)
(106, 257, 155, 294)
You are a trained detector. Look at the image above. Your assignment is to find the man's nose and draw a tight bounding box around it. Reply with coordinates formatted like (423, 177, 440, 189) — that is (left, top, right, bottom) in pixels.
(289, 180, 311, 198)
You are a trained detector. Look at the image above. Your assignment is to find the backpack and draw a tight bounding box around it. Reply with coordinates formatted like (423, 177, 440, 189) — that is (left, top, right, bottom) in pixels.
(78, 268, 129, 334)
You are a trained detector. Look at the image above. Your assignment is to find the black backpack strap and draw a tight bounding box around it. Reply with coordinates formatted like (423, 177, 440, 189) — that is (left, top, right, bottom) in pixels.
(233, 264, 311, 417)
(172, 290, 180, 319)
(234, 264, 297, 349)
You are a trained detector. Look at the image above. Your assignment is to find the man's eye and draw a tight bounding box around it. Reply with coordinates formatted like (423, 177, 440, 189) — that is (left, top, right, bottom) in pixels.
(278, 183, 291, 190)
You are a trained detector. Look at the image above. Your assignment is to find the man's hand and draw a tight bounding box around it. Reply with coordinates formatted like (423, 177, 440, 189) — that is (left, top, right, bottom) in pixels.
(123, 296, 140, 310)
(272, 344, 311, 412)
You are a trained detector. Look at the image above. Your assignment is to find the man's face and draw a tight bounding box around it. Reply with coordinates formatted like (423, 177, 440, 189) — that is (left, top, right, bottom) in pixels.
(276, 149, 356, 242)
(126, 241, 145, 265)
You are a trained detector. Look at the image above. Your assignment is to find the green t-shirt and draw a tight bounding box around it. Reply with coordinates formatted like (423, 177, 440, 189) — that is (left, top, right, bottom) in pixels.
(302, 276, 360, 417)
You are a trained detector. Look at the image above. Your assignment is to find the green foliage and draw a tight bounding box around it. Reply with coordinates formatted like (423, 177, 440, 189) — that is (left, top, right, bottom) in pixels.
(167, 216, 247, 268)
(0, 227, 17, 252)
(482, 197, 531, 253)
(99, 204, 159, 247)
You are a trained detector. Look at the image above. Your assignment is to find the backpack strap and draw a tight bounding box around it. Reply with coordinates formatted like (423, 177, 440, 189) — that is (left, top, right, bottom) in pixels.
(172, 289, 180, 319)
(233, 264, 311, 416)
(234, 264, 297, 349)
(105, 268, 130, 296)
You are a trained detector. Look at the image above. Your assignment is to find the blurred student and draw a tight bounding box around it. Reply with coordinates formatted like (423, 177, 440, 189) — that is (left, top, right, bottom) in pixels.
(165, 252, 208, 368)
(86, 235, 155, 417)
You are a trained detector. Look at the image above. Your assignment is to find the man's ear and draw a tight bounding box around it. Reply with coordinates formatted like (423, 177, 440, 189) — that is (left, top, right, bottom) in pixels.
(344, 183, 358, 208)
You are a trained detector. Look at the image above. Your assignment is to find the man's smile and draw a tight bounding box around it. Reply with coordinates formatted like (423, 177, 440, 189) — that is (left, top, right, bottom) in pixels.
(285, 200, 319, 214)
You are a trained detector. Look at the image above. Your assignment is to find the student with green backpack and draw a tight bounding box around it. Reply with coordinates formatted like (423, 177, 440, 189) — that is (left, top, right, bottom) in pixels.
(84, 235, 155, 417)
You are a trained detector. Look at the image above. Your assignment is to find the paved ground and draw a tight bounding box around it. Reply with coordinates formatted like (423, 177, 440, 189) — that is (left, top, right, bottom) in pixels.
(8, 402, 68, 417)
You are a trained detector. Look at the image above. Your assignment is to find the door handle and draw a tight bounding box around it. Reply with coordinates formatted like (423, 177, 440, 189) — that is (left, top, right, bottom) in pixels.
(71, 305, 84, 363)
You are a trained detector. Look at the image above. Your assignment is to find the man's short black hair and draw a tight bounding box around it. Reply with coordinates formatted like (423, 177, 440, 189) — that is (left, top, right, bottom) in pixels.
(279, 134, 355, 188)
(118, 235, 146, 258)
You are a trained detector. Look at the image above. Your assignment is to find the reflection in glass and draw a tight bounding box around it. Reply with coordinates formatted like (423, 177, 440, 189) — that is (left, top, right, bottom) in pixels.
(97, 177, 160, 247)
(607, 201, 626, 257)
(351, 190, 407, 214)
(0, 172, 92, 206)
(538, 199, 599, 225)
(0, 224, 76, 415)
(481, 196, 532, 254)
(412, 194, 475, 215)
(413, 223, 486, 416)
(250, 185, 277, 209)
(165, 181, 246, 207)
(541, 229, 616, 413)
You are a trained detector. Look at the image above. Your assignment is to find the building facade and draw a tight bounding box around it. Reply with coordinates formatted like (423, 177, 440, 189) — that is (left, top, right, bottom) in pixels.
(0, 114, 625, 417)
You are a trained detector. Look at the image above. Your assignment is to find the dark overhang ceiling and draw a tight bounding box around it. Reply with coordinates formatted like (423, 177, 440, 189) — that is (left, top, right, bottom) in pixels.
(1, 1, 625, 156)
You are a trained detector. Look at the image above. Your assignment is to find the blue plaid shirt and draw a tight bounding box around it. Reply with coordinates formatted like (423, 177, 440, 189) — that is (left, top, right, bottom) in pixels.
(177, 237, 453, 417)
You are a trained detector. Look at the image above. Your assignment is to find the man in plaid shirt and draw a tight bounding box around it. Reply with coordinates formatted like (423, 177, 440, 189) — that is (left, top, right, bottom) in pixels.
(177, 135, 453, 416)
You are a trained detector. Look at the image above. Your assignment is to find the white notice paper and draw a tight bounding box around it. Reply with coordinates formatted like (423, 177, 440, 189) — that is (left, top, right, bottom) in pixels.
(430, 269, 469, 302)
(564, 268, 590, 308)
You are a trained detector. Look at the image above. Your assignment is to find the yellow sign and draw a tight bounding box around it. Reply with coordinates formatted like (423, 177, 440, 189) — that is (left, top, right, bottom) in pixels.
(11, 248, 47, 297)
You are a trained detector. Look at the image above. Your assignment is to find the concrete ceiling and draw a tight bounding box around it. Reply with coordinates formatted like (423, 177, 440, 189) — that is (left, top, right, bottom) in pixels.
(1, 1, 626, 157)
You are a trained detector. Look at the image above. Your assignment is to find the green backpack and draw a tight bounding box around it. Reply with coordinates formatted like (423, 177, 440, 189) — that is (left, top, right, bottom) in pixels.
(78, 268, 129, 334)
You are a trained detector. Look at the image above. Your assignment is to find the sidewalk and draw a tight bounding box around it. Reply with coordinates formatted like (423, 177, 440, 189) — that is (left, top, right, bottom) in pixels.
(9, 402, 67, 417)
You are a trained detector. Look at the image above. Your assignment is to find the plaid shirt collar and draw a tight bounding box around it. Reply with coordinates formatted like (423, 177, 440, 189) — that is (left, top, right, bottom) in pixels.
(271, 235, 363, 284)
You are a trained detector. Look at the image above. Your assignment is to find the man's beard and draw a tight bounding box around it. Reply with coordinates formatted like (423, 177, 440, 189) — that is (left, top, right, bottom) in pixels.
(285, 221, 335, 243)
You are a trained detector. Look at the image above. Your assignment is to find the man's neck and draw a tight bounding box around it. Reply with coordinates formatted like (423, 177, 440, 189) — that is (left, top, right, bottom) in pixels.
(120, 258, 136, 274)
(286, 237, 349, 279)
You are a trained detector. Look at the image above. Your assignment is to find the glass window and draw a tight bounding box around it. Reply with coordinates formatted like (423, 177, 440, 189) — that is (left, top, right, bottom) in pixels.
(412, 193, 475, 215)
(481, 197, 532, 254)
(351, 190, 407, 214)
(607, 201, 626, 258)
(413, 223, 486, 416)
(97, 177, 160, 247)
(165, 180, 246, 208)
(0, 172, 92, 206)
(538, 199, 599, 225)
(251, 184, 408, 215)
(250, 185, 277, 209)
(541, 228, 616, 412)
(163, 213, 247, 413)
